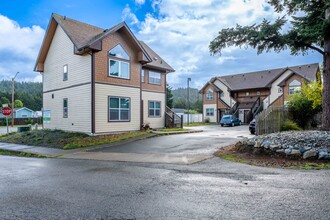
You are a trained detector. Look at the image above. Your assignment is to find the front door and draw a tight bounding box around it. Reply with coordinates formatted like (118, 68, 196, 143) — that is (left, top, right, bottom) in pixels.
(239, 110, 244, 122)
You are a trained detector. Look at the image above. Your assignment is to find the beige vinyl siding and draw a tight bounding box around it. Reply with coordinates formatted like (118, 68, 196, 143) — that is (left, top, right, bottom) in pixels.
(213, 80, 236, 107)
(43, 84, 91, 133)
(142, 91, 165, 129)
(263, 70, 292, 109)
(43, 25, 91, 92)
(203, 104, 217, 123)
(95, 83, 140, 133)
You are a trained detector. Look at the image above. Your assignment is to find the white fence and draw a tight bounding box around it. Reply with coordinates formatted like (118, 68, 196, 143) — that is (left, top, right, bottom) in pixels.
(177, 113, 203, 123)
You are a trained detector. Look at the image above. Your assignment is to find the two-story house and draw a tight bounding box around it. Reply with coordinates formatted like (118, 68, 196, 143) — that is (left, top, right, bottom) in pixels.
(200, 63, 320, 124)
(34, 13, 174, 134)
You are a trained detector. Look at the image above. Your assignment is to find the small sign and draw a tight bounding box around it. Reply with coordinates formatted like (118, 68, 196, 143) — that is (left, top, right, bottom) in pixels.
(43, 110, 51, 124)
(2, 104, 8, 107)
(2, 107, 11, 117)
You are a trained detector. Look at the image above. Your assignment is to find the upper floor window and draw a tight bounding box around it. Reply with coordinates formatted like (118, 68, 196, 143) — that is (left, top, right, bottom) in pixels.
(108, 44, 130, 79)
(109, 44, 129, 60)
(149, 71, 161, 85)
(206, 92, 213, 100)
(206, 88, 213, 100)
(246, 92, 250, 96)
(141, 69, 145, 83)
(63, 65, 68, 81)
(289, 80, 301, 94)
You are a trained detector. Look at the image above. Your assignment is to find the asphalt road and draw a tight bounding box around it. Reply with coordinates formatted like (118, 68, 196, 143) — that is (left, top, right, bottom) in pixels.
(1, 154, 330, 219)
(1, 125, 329, 219)
(93, 125, 253, 155)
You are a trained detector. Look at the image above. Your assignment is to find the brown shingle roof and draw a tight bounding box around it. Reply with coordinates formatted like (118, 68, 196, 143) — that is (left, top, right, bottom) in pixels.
(139, 41, 175, 72)
(218, 63, 319, 91)
(35, 13, 174, 72)
(53, 13, 104, 49)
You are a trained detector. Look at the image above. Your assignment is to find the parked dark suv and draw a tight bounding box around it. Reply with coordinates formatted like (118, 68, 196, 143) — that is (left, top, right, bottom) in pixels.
(249, 119, 256, 134)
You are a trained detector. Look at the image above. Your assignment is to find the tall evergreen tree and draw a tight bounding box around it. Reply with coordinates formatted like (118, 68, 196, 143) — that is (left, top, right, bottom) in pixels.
(210, 0, 330, 130)
(166, 84, 174, 109)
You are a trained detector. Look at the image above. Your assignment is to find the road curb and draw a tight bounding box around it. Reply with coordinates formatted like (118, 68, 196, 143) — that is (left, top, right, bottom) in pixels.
(151, 130, 203, 135)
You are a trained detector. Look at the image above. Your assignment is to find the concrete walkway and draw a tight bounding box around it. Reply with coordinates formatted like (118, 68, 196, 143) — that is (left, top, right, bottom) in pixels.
(0, 142, 74, 157)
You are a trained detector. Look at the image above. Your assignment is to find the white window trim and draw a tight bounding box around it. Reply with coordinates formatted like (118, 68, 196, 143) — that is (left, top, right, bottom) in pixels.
(206, 108, 214, 116)
(148, 101, 161, 117)
(108, 97, 130, 122)
(206, 92, 213, 100)
(109, 59, 130, 79)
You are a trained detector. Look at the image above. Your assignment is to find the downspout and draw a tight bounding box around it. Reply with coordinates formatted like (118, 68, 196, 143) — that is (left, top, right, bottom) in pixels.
(91, 52, 95, 134)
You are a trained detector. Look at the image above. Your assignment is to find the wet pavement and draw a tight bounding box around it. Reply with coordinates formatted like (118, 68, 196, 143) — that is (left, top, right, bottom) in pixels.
(1, 125, 329, 219)
(0, 155, 329, 219)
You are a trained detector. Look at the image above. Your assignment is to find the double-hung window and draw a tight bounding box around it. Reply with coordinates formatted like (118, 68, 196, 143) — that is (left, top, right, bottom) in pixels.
(109, 97, 130, 121)
(206, 108, 214, 116)
(206, 92, 213, 100)
(63, 98, 68, 118)
(149, 101, 161, 117)
(289, 80, 301, 95)
(149, 71, 161, 85)
(108, 44, 130, 79)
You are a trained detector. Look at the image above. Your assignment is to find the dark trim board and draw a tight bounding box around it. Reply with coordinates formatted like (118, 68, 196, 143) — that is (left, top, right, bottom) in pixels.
(142, 89, 165, 94)
(95, 81, 140, 89)
(43, 82, 91, 93)
(91, 52, 95, 134)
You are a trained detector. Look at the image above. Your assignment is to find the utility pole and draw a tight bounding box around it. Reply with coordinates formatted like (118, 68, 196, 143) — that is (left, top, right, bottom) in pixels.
(187, 78, 191, 125)
(11, 72, 19, 127)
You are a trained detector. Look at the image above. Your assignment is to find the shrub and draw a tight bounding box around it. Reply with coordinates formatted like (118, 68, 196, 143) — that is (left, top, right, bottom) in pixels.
(287, 92, 318, 129)
(280, 120, 302, 131)
(204, 117, 210, 123)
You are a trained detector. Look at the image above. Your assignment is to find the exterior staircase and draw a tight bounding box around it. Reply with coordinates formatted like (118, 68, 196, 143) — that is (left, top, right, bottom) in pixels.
(165, 106, 183, 128)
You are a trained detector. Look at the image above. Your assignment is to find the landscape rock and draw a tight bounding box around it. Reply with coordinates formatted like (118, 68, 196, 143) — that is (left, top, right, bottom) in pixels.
(269, 145, 280, 151)
(318, 150, 330, 160)
(248, 130, 330, 160)
(303, 150, 318, 159)
(254, 141, 261, 148)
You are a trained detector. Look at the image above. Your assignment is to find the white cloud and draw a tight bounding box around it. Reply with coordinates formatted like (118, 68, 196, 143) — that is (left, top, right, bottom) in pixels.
(135, 0, 145, 5)
(134, 0, 321, 88)
(121, 4, 139, 25)
(0, 14, 44, 82)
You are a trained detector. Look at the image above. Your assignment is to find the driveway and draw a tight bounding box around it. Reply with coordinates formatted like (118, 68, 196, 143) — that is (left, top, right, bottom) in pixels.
(92, 125, 252, 155)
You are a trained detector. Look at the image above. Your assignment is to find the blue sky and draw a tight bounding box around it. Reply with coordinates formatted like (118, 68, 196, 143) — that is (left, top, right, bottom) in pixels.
(0, 0, 322, 89)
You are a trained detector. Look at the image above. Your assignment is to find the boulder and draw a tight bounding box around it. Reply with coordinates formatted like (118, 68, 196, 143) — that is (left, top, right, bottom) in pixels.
(269, 145, 280, 151)
(303, 150, 318, 159)
(254, 141, 261, 148)
(290, 149, 301, 156)
(276, 149, 285, 154)
(318, 150, 330, 160)
(262, 140, 272, 148)
(284, 149, 292, 155)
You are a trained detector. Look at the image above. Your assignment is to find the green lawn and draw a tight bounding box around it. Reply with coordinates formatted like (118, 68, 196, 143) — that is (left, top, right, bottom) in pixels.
(0, 129, 148, 150)
(157, 128, 187, 132)
(183, 122, 218, 127)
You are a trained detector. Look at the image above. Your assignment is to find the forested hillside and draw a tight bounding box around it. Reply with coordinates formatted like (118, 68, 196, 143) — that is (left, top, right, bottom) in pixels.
(0, 80, 42, 111)
(171, 87, 202, 112)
